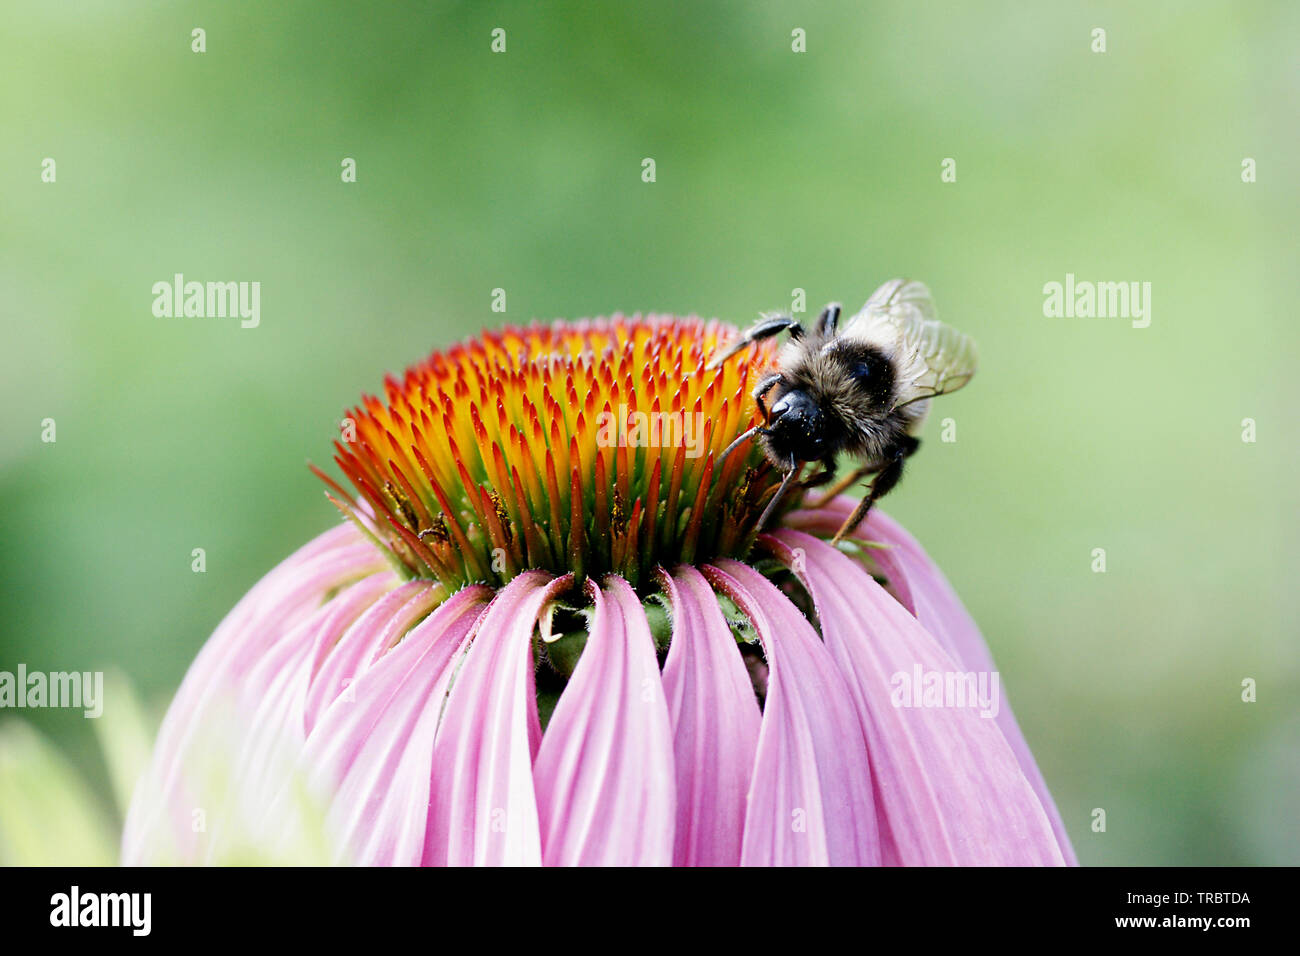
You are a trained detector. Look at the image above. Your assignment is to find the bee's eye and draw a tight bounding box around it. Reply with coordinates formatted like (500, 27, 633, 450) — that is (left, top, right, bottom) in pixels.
(851, 362, 873, 381)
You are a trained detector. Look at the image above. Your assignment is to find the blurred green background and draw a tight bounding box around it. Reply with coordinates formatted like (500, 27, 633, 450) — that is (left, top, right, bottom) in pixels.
(2, 1, 1296, 865)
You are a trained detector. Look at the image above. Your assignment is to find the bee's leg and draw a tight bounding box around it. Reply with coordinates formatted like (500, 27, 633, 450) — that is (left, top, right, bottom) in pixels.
(830, 436, 919, 543)
(810, 461, 878, 504)
(830, 463, 899, 544)
(752, 373, 784, 422)
(800, 456, 838, 490)
(814, 302, 842, 338)
(756, 460, 803, 532)
(705, 316, 804, 370)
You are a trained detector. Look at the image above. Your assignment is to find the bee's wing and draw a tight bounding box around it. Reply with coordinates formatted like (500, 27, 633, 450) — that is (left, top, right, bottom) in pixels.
(842, 278, 977, 409)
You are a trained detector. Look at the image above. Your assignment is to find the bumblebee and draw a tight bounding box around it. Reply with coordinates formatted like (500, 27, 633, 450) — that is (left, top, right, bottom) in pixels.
(708, 279, 978, 542)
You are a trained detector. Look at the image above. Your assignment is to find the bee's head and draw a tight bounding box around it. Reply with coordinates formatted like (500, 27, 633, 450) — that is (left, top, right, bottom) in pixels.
(765, 388, 834, 461)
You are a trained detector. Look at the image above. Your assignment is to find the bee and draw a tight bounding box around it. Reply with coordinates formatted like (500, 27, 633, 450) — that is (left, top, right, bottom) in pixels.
(708, 278, 977, 542)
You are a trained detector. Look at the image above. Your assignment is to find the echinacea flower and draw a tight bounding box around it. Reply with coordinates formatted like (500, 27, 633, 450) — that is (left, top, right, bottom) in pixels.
(123, 316, 1075, 866)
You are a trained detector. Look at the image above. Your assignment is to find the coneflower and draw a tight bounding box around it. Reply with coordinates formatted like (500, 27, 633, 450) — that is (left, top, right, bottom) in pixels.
(123, 315, 1075, 866)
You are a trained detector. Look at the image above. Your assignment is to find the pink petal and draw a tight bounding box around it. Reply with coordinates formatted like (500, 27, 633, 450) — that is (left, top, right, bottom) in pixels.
(423, 571, 568, 866)
(766, 529, 1064, 865)
(705, 560, 881, 866)
(122, 524, 393, 864)
(783, 499, 1077, 864)
(140, 529, 388, 792)
(303, 585, 492, 865)
(302, 579, 443, 734)
(219, 579, 444, 845)
(659, 566, 761, 866)
(533, 576, 676, 866)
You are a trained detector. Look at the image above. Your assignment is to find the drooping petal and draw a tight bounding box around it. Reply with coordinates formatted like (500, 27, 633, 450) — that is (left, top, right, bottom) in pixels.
(122, 525, 394, 864)
(423, 571, 568, 866)
(206, 578, 439, 860)
(766, 529, 1064, 865)
(302, 579, 444, 734)
(861, 510, 1078, 865)
(131, 526, 388, 810)
(659, 566, 761, 866)
(303, 585, 492, 865)
(533, 576, 676, 866)
(783, 499, 1077, 864)
(705, 560, 881, 866)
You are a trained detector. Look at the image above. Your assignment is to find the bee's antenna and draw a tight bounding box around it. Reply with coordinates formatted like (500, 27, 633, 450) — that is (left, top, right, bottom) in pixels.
(719, 424, 765, 465)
